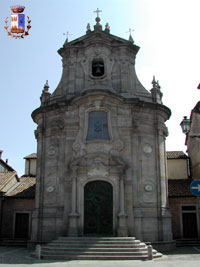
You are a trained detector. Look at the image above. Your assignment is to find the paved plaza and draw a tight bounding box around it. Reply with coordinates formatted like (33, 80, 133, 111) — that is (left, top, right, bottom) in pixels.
(0, 246, 200, 267)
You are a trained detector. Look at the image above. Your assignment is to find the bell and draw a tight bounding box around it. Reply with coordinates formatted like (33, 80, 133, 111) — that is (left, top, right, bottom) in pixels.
(95, 66, 101, 75)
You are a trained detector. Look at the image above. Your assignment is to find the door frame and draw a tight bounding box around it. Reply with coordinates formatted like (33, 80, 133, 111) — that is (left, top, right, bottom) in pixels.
(69, 153, 127, 237)
(180, 204, 199, 238)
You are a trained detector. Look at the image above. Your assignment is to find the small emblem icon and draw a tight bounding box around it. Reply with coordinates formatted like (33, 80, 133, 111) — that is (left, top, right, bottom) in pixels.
(4, 5, 31, 39)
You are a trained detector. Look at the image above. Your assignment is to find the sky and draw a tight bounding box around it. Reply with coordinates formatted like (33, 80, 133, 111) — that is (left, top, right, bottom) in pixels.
(1, 0, 200, 176)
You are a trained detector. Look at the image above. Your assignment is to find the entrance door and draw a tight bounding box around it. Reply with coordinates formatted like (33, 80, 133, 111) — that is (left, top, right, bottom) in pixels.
(84, 180, 113, 236)
(14, 213, 29, 239)
(182, 213, 198, 238)
(182, 205, 198, 238)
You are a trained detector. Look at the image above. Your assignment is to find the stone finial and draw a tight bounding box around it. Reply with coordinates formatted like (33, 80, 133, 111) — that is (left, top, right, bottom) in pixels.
(150, 76, 163, 104)
(40, 80, 51, 104)
(129, 34, 134, 43)
(152, 75, 157, 88)
(105, 23, 110, 33)
(63, 32, 72, 47)
(43, 80, 49, 91)
(63, 38, 68, 47)
(156, 80, 161, 89)
(86, 23, 91, 34)
(128, 28, 134, 43)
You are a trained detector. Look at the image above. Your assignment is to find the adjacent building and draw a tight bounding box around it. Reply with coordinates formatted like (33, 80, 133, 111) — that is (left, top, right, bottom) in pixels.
(0, 152, 35, 240)
(167, 151, 199, 239)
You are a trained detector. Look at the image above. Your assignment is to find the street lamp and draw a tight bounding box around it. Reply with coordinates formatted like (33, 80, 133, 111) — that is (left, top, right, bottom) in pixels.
(180, 116, 190, 134)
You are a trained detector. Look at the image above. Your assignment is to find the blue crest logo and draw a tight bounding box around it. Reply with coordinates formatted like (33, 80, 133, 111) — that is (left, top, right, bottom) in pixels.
(4, 5, 31, 39)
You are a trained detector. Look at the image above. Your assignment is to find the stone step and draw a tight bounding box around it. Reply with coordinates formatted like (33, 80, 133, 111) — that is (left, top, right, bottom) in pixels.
(40, 253, 163, 260)
(42, 247, 148, 252)
(41, 254, 150, 260)
(39, 237, 162, 260)
(45, 243, 146, 248)
(52, 240, 142, 245)
(42, 251, 149, 256)
(58, 237, 136, 241)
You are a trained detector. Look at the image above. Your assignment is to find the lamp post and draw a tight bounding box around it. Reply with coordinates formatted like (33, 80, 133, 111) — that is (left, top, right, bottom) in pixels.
(180, 116, 191, 134)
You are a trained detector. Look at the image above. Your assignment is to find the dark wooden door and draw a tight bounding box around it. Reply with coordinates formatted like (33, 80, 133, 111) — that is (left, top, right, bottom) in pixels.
(84, 181, 113, 236)
(182, 213, 198, 238)
(15, 213, 29, 239)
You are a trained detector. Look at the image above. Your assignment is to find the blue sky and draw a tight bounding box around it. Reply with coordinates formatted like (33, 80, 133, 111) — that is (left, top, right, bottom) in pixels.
(1, 0, 200, 175)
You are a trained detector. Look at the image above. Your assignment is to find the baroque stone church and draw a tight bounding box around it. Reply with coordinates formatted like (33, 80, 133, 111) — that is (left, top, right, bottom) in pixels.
(31, 12, 173, 247)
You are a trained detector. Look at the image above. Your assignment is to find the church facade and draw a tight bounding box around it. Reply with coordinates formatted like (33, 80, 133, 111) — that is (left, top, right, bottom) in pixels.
(31, 14, 173, 246)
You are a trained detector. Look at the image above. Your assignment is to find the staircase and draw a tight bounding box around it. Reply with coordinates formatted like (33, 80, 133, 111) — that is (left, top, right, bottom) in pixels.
(40, 237, 162, 260)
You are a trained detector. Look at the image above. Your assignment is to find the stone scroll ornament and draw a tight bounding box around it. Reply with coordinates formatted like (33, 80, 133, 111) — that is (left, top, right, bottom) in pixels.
(4, 5, 31, 39)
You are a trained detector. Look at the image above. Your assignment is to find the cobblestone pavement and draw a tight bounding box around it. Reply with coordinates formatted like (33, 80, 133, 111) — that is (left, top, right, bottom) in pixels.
(0, 246, 200, 267)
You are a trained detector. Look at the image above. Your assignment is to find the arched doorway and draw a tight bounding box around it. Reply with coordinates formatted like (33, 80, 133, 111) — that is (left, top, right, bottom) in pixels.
(84, 180, 113, 236)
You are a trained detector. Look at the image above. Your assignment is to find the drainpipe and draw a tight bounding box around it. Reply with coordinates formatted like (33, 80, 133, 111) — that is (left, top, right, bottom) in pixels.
(187, 157, 192, 179)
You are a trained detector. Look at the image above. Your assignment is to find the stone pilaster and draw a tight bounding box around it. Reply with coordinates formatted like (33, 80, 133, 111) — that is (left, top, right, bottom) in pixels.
(117, 176, 128, 237)
(68, 170, 79, 236)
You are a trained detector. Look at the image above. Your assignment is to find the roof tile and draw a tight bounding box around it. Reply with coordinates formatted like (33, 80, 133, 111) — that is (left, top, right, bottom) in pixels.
(0, 172, 18, 191)
(23, 153, 37, 159)
(166, 151, 188, 159)
(168, 179, 194, 197)
(6, 177, 36, 198)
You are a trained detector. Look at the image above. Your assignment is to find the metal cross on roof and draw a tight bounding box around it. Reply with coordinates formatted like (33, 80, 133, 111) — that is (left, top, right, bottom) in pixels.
(63, 31, 72, 39)
(127, 28, 134, 34)
(94, 8, 102, 18)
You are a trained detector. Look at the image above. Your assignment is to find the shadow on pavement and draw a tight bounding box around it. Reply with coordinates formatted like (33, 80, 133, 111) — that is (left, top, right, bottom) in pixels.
(162, 246, 200, 255)
(0, 246, 200, 265)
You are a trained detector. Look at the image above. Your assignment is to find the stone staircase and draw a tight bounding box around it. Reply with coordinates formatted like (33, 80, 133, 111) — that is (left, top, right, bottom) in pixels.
(39, 237, 162, 260)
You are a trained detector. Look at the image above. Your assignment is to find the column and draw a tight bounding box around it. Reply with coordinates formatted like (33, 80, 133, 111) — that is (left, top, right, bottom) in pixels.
(157, 126, 173, 241)
(68, 171, 79, 236)
(119, 177, 125, 214)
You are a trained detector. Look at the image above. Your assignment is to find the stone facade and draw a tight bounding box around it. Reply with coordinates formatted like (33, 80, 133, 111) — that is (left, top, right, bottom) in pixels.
(31, 16, 173, 244)
(187, 101, 200, 179)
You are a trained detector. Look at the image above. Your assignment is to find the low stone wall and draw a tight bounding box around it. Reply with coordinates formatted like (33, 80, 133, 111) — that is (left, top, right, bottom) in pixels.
(148, 240, 176, 252)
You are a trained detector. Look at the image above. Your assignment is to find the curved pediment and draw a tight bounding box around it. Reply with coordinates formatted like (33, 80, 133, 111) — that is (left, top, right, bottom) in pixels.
(58, 31, 140, 56)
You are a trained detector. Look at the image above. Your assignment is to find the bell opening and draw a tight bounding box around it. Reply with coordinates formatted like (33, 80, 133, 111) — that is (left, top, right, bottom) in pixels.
(92, 59, 104, 77)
